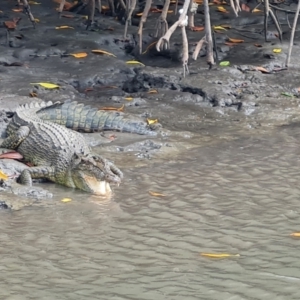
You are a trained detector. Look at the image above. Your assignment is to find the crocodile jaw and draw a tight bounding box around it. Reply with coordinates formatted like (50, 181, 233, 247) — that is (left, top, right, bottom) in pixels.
(84, 175, 112, 196)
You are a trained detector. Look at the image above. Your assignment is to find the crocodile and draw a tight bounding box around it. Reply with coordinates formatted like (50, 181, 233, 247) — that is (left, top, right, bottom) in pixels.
(36, 100, 161, 135)
(0, 101, 123, 196)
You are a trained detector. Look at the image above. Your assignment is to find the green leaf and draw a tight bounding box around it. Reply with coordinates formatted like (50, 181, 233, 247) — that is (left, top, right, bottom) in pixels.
(219, 61, 230, 67)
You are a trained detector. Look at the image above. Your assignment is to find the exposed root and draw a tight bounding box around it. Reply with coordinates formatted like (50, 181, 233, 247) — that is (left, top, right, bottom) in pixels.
(137, 0, 152, 53)
(124, 0, 137, 38)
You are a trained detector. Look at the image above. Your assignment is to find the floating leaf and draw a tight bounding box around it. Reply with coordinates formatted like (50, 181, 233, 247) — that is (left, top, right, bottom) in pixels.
(291, 232, 300, 237)
(30, 82, 60, 89)
(61, 198, 72, 203)
(213, 25, 227, 31)
(70, 52, 88, 58)
(227, 38, 244, 43)
(273, 48, 282, 53)
(126, 60, 145, 66)
(200, 253, 240, 258)
(92, 49, 116, 57)
(100, 104, 124, 111)
(219, 61, 230, 66)
(281, 92, 294, 97)
(55, 26, 74, 29)
(147, 118, 158, 125)
(0, 170, 9, 181)
(149, 191, 166, 197)
(125, 97, 133, 101)
(148, 89, 158, 94)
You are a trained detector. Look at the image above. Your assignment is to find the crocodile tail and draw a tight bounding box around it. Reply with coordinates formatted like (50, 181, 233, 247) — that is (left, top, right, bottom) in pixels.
(37, 100, 160, 135)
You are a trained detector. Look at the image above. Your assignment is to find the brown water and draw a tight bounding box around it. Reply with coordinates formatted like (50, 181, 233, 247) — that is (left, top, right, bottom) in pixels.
(1, 126, 300, 300)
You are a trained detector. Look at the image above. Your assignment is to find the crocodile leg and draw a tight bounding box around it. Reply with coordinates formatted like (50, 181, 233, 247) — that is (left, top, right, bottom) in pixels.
(1, 126, 30, 149)
(18, 166, 55, 186)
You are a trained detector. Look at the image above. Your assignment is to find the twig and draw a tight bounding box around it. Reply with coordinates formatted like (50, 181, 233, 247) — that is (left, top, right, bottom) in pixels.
(22, 0, 36, 28)
(155, 0, 170, 39)
(137, 0, 152, 53)
(156, 0, 190, 51)
(124, 0, 137, 38)
(286, 0, 300, 67)
(269, 8, 282, 41)
(203, 0, 214, 67)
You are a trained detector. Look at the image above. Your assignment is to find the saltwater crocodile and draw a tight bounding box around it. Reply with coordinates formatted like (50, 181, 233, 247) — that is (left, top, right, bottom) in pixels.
(0, 101, 124, 196)
(36, 100, 161, 135)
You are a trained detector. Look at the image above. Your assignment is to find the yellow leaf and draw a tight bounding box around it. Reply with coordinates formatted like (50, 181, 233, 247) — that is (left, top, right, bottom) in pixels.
(125, 97, 133, 101)
(34, 18, 40, 23)
(55, 26, 74, 29)
(149, 191, 166, 197)
(213, 25, 227, 31)
(217, 6, 228, 13)
(227, 38, 244, 43)
(100, 104, 124, 111)
(290, 232, 300, 237)
(148, 89, 158, 94)
(147, 118, 158, 125)
(136, 12, 143, 17)
(200, 253, 240, 258)
(219, 24, 231, 29)
(0, 170, 9, 180)
(82, 15, 88, 19)
(61, 198, 72, 203)
(252, 8, 262, 13)
(70, 52, 88, 58)
(273, 48, 282, 53)
(126, 60, 145, 66)
(92, 50, 116, 57)
(30, 82, 60, 89)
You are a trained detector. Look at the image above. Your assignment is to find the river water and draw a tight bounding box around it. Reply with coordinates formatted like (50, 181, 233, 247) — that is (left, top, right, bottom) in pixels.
(1, 125, 300, 300)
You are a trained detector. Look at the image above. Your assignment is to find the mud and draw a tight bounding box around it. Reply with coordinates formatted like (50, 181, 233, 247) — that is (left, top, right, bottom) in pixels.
(0, 0, 300, 205)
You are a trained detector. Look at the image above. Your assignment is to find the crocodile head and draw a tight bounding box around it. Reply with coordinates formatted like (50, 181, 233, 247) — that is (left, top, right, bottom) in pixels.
(70, 154, 123, 196)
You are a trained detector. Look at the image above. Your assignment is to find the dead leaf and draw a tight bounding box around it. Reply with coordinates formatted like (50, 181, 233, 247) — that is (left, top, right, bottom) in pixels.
(200, 253, 240, 258)
(217, 6, 229, 13)
(30, 82, 60, 89)
(0, 170, 9, 180)
(99, 104, 124, 111)
(125, 97, 133, 101)
(70, 52, 88, 58)
(190, 26, 205, 32)
(92, 49, 116, 57)
(55, 26, 74, 29)
(61, 14, 75, 18)
(126, 60, 145, 66)
(4, 21, 17, 29)
(241, 3, 251, 12)
(224, 42, 239, 46)
(28, 1, 41, 4)
(12, 8, 23, 12)
(149, 191, 166, 197)
(252, 8, 263, 13)
(254, 43, 263, 47)
(147, 118, 158, 125)
(256, 66, 270, 73)
(29, 92, 38, 97)
(227, 38, 244, 43)
(213, 25, 227, 31)
(148, 89, 158, 94)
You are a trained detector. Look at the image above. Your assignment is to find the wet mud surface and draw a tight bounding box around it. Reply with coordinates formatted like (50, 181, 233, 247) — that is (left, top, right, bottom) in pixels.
(1, 0, 300, 299)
